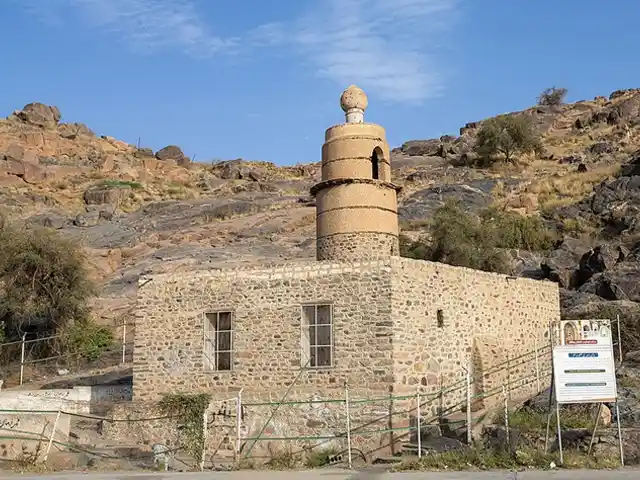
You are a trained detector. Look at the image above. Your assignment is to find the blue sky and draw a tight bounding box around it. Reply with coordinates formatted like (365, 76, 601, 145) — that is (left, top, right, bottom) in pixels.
(1, 0, 639, 165)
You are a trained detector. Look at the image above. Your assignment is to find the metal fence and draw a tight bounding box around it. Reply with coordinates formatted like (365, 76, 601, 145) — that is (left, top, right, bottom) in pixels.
(0, 343, 558, 471)
(0, 320, 135, 387)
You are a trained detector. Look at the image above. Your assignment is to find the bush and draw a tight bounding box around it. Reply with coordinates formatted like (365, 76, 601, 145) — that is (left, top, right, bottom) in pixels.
(0, 223, 96, 357)
(400, 201, 555, 274)
(66, 320, 114, 361)
(480, 207, 555, 251)
(495, 406, 594, 432)
(538, 87, 568, 107)
(474, 115, 543, 164)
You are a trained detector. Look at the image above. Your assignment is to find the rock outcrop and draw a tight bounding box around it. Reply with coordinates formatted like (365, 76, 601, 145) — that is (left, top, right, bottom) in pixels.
(2, 89, 640, 350)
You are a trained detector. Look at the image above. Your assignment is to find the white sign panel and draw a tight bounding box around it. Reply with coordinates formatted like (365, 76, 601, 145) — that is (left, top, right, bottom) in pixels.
(553, 344, 617, 404)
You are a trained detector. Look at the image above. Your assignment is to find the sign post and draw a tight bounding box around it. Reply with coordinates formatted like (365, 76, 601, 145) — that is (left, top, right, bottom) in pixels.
(550, 319, 623, 466)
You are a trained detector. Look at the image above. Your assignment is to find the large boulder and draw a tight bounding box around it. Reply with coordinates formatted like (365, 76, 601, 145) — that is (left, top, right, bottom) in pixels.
(83, 184, 131, 207)
(399, 139, 443, 157)
(542, 239, 629, 292)
(58, 122, 94, 139)
(540, 237, 591, 288)
(398, 136, 463, 159)
(25, 211, 68, 230)
(216, 159, 266, 181)
(14, 102, 61, 128)
(620, 150, 640, 177)
(0, 146, 49, 184)
(21, 162, 48, 184)
(578, 258, 640, 301)
(399, 183, 490, 222)
(155, 145, 189, 166)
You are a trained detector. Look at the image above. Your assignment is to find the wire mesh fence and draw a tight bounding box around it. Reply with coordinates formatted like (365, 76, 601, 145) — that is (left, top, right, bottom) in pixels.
(0, 372, 555, 470)
(2, 340, 634, 470)
(0, 321, 135, 388)
(2, 391, 638, 471)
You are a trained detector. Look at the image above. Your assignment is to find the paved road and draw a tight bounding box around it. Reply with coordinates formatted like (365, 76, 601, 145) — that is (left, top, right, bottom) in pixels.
(1, 469, 640, 479)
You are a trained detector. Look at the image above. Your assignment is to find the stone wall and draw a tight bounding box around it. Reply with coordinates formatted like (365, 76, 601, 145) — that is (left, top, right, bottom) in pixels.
(134, 260, 396, 403)
(104, 394, 407, 464)
(316, 232, 399, 261)
(132, 256, 560, 461)
(0, 412, 70, 460)
(0, 385, 132, 415)
(389, 257, 559, 411)
(0, 388, 92, 414)
(90, 385, 132, 404)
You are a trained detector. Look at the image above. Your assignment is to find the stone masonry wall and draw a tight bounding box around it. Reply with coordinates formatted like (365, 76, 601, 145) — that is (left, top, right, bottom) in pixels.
(131, 256, 560, 461)
(316, 233, 399, 261)
(134, 260, 396, 403)
(389, 256, 559, 414)
(104, 394, 406, 464)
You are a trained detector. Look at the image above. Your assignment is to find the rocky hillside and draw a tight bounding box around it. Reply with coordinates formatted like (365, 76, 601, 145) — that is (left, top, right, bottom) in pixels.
(3, 90, 640, 331)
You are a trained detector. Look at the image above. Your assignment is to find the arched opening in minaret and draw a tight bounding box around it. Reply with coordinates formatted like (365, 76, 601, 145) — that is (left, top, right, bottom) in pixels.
(371, 147, 383, 180)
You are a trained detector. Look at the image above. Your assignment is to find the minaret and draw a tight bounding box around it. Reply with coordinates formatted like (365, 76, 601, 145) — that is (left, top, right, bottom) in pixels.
(311, 85, 400, 262)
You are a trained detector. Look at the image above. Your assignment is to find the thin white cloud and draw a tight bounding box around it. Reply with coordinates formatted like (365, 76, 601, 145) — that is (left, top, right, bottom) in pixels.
(17, 0, 459, 104)
(20, 0, 238, 58)
(291, 0, 459, 104)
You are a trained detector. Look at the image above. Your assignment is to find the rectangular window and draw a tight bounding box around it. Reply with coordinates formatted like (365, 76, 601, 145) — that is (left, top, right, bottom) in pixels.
(204, 311, 233, 371)
(301, 304, 333, 368)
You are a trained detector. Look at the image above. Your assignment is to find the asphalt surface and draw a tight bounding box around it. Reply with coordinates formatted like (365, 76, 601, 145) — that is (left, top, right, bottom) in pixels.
(1, 468, 640, 479)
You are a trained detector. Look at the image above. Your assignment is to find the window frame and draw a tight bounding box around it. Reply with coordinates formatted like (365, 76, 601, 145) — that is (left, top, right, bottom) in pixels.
(300, 303, 335, 369)
(203, 311, 234, 372)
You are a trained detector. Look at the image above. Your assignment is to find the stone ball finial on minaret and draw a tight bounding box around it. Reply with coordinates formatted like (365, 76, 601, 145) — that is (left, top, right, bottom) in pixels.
(340, 85, 368, 124)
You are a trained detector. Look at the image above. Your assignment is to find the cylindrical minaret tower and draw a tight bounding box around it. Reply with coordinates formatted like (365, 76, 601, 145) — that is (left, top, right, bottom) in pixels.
(311, 85, 400, 262)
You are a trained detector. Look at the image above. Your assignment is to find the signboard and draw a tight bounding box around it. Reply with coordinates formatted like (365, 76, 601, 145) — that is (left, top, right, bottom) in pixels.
(552, 344, 617, 404)
(558, 319, 612, 346)
(549, 318, 624, 467)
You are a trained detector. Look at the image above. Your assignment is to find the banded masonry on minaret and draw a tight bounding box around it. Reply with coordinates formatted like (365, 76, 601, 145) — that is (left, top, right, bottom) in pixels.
(311, 85, 401, 262)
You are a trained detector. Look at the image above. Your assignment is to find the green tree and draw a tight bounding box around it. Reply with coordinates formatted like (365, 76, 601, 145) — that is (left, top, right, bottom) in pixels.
(537, 87, 568, 107)
(401, 201, 554, 274)
(480, 207, 555, 251)
(474, 115, 543, 163)
(0, 223, 96, 350)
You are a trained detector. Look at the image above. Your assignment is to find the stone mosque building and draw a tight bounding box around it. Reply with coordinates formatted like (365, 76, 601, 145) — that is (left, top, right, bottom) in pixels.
(132, 86, 560, 411)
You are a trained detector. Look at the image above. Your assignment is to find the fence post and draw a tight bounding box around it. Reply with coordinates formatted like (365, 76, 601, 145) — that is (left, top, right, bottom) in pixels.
(200, 409, 207, 471)
(466, 360, 472, 445)
(502, 386, 510, 450)
(616, 315, 623, 365)
(438, 373, 444, 422)
(43, 406, 62, 463)
(535, 340, 541, 393)
(235, 389, 243, 467)
(19, 333, 27, 386)
(121, 320, 127, 364)
(344, 382, 352, 469)
(506, 354, 512, 401)
(416, 389, 422, 459)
